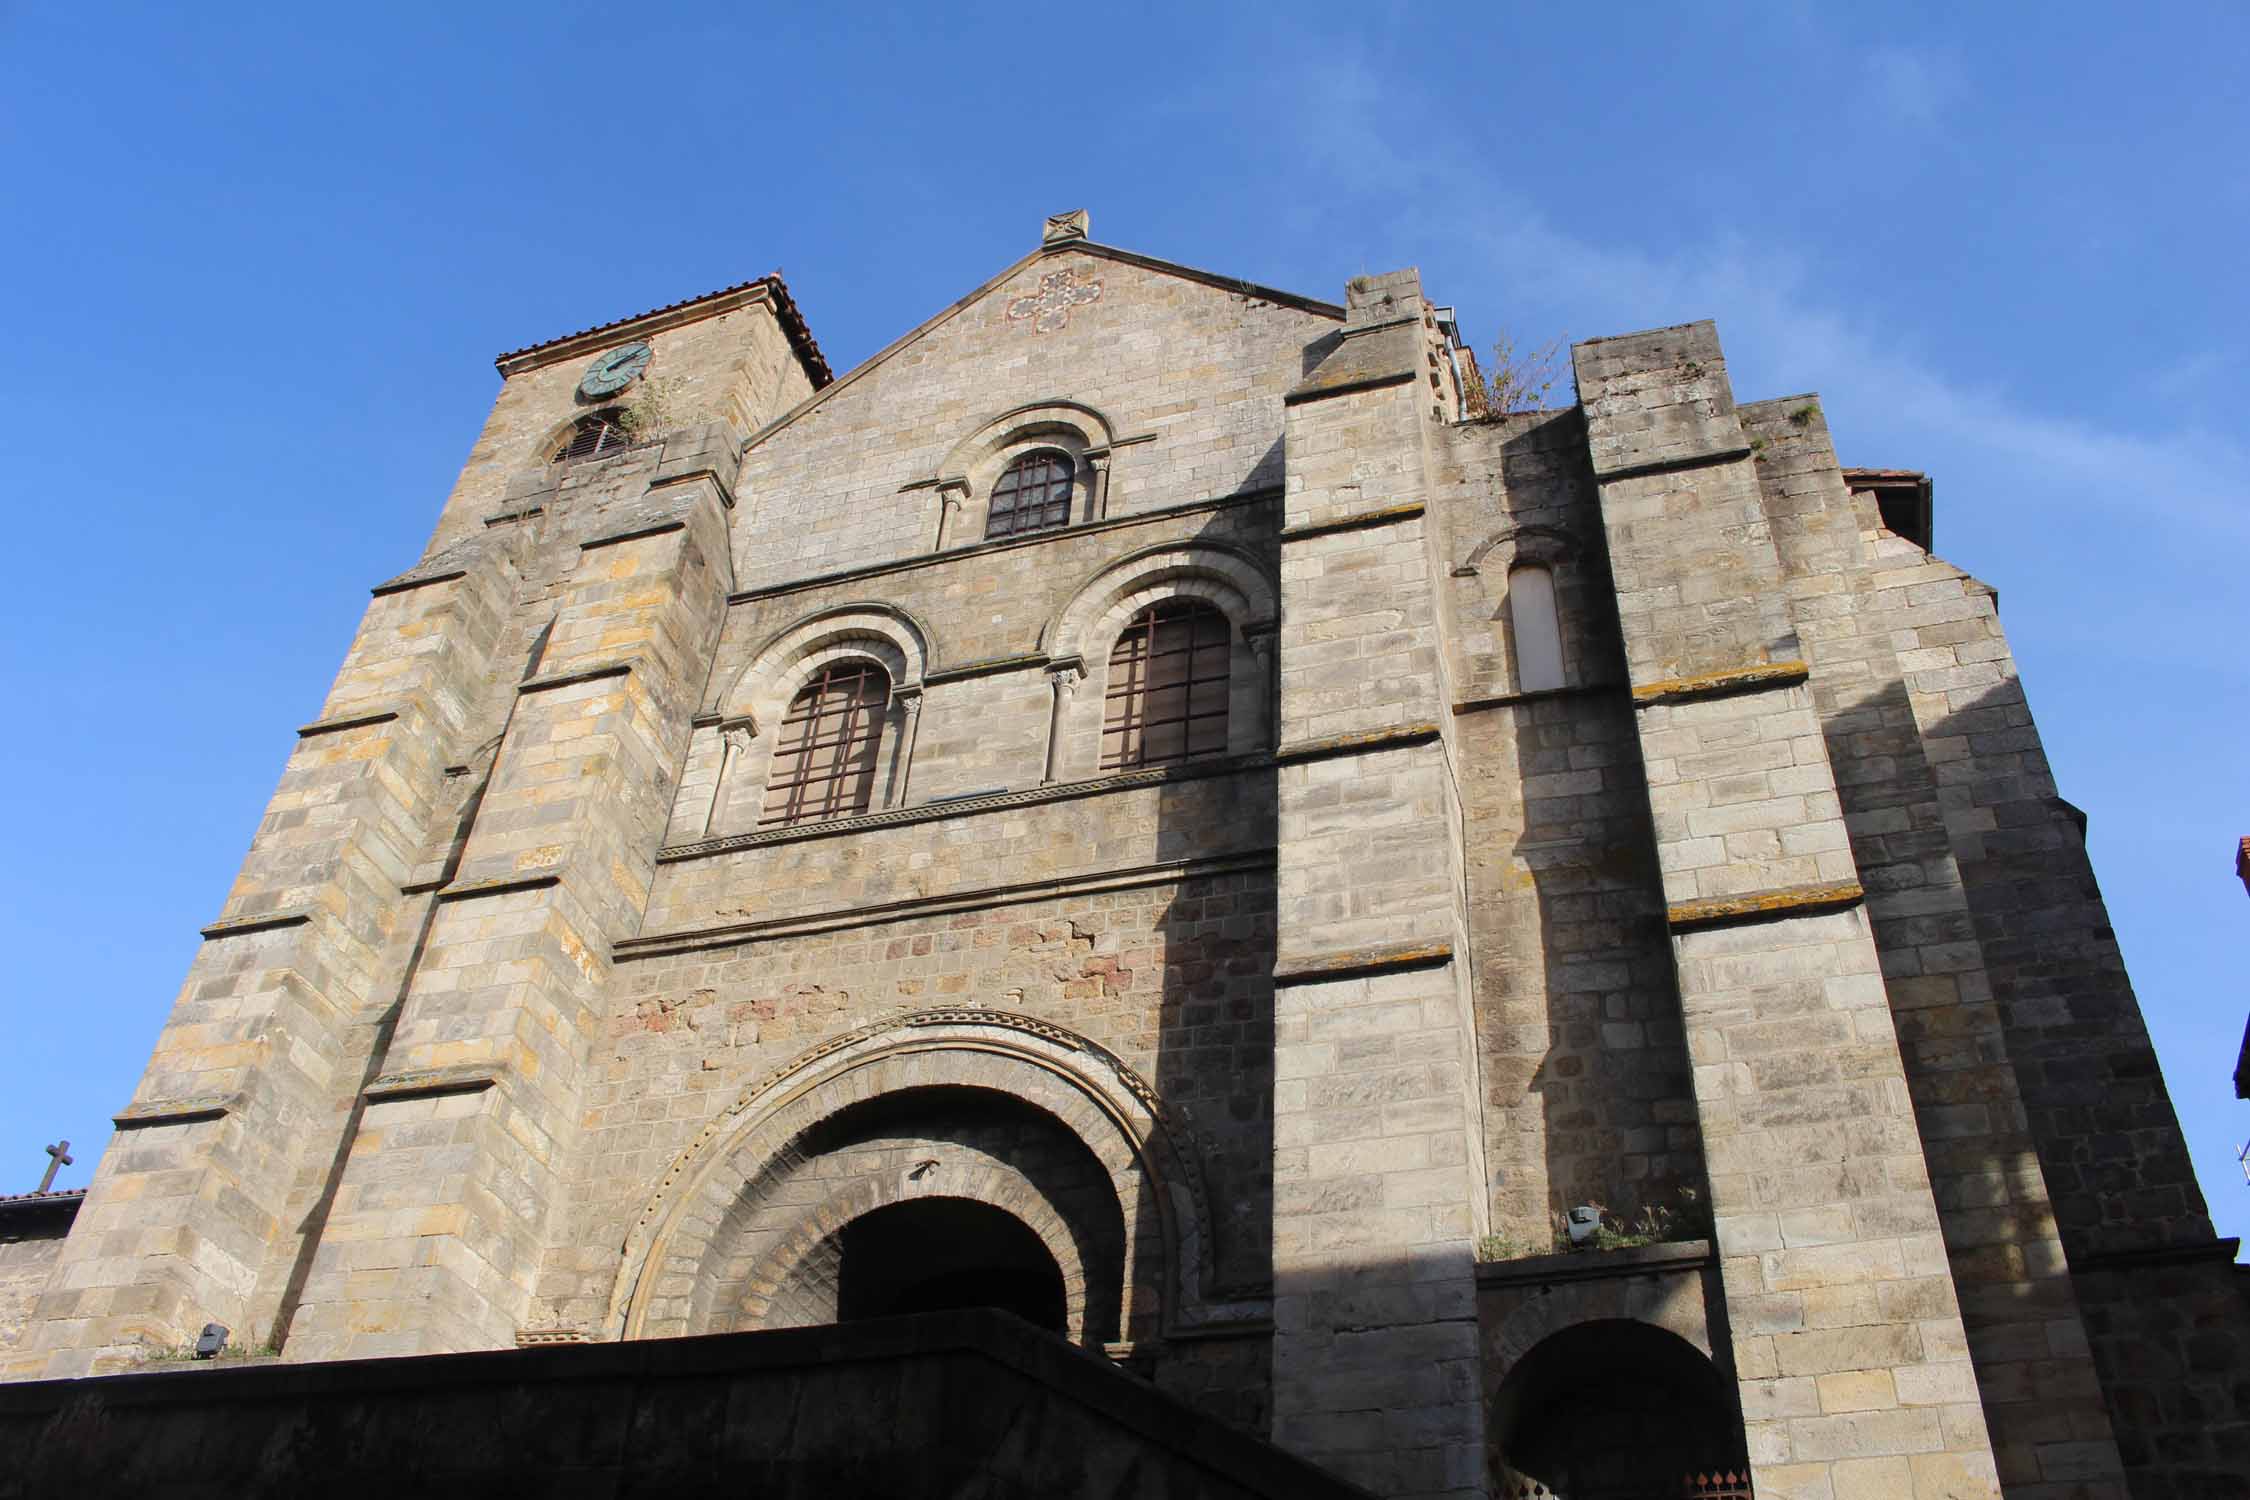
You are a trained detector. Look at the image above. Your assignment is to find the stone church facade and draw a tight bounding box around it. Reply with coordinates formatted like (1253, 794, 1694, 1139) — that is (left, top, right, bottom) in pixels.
(4, 212, 2243, 1499)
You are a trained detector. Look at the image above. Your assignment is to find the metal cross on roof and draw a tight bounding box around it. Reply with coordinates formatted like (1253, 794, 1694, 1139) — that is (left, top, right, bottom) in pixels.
(1005, 269, 1103, 334)
(37, 1140, 72, 1194)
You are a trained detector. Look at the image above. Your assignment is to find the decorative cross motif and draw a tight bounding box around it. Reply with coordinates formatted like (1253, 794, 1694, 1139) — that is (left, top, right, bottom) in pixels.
(37, 1140, 71, 1194)
(1005, 269, 1103, 334)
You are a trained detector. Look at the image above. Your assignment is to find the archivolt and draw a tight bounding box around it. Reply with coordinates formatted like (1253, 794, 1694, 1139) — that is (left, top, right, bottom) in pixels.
(604, 1008, 1250, 1341)
(1042, 540, 1278, 664)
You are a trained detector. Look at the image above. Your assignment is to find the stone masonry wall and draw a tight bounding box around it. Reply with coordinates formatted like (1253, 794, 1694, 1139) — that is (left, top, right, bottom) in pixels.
(1431, 411, 1704, 1248)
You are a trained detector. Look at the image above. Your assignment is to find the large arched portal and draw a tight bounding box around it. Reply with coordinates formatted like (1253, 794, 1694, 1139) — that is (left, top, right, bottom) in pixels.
(834, 1198, 1067, 1330)
(1491, 1319, 1745, 1497)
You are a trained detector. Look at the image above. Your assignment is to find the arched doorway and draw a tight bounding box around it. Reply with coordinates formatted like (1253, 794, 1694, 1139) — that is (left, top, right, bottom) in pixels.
(1491, 1320, 1746, 1497)
(834, 1197, 1068, 1331)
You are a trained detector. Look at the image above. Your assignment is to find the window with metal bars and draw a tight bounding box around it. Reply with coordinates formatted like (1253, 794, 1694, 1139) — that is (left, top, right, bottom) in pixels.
(553, 411, 632, 464)
(760, 661, 890, 826)
(985, 451, 1075, 539)
(1100, 601, 1231, 770)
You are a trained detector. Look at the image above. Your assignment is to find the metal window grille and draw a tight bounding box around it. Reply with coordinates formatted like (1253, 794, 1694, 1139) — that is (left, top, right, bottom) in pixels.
(985, 451, 1074, 539)
(554, 412, 631, 463)
(760, 661, 889, 827)
(1100, 601, 1231, 770)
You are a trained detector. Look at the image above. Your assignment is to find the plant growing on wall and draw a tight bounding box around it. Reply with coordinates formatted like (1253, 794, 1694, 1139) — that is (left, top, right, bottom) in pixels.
(1478, 331, 1569, 416)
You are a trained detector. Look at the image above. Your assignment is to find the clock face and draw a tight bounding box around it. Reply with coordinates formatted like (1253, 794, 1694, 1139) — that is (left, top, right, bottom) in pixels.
(578, 341, 652, 398)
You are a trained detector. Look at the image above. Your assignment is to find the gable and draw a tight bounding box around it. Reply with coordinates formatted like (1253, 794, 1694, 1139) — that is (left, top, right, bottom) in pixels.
(729, 244, 1342, 591)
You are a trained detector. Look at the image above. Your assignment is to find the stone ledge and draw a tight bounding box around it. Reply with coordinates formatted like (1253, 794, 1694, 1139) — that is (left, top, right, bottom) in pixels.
(365, 1065, 501, 1104)
(1452, 681, 1621, 715)
(2073, 1236, 2242, 1273)
(579, 519, 686, 552)
(1273, 939, 1452, 988)
(199, 908, 313, 940)
(1281, 368, 1418, 406)
(1277, 502, 1426, 543)
(1273, 722, 1440, 765)
(1590, 444, 1755, 485)
(517, 661, 635, 695)
(435, 871, 563, 903)
(113, 1096, 236, 1130)
(295, 709, 400, 739)
(645, 466, 735, 508)
(1631, 659, 1810, 707)
(1476, 1237, 1713, 1288)
(368, 566, 467, 598)
(1666, 880, 1864, 932)
(620, 849, 1275, 960)
(924, 652, 1050, 686)
(657, 752, 1272, 864)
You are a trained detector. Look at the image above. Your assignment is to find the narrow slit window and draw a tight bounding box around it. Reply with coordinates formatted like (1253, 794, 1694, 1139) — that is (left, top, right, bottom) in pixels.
(553, 412, 632, 463)
(1101, 601, 1231, 770)
(1508, 565, 1566, 693)
(986, 451, 1075, 539)
(760, 661, 890, 826)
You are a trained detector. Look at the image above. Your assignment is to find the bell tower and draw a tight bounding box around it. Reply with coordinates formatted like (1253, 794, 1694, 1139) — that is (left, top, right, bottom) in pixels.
(7, 277, 829, 1375)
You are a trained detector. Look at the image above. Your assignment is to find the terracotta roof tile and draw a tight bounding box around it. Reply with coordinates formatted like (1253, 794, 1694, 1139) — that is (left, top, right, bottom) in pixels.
(494, 273, 832, 388)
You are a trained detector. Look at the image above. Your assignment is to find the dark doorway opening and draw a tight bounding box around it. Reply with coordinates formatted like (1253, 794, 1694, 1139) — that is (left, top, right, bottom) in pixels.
(835, 1197, 1067, 1333)
(1492, 1319, 1747, 1498)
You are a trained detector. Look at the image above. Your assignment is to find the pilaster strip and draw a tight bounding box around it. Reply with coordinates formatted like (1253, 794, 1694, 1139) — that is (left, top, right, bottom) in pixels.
(620, 849, 1277, 960)
(1665, 880, 1865, 933)
(1630, 659, 1810, 707)
(1277, 502, 1426, 543)
(1590, 444, 1755, 485)
(364, 1065, 502, 1104)
(199, 909, 313, 940)
(113, 1096, 235, 1130)
(518, 661, 635, 695)
(295, 709, 401, 739)
(1272, 722, 1440, 765)
(435, 871, 563, 903)
(1273, 940, 1453, 987)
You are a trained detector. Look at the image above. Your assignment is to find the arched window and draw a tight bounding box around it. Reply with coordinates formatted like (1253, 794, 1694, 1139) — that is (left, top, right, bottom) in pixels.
(1507, 564, 1566, 692)
(986, 451, 1075, 539)
(553, 411, 632, 464)
(1101, 601, 1231, 770)
(761, 660, 890, 826)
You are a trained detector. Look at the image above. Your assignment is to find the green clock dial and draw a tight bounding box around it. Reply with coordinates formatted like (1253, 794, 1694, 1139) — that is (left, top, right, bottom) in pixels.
(578, 341, 652, 398)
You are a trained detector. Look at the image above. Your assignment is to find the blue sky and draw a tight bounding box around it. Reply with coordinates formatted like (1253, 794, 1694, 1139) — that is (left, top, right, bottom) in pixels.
(2, 5, 2245, 1246)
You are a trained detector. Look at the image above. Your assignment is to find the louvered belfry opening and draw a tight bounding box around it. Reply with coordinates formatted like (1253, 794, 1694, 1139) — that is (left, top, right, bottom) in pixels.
(985, 451, 1075, 539)
(553, 411, 632, 463)
(761, 661, 890, 826)
(1100, 600, 1231, 770)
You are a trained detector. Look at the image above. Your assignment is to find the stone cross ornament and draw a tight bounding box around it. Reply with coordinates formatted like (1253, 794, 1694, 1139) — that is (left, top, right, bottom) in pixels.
(1005, 269, 1103, 334)
(37, 1139, 71, 1193)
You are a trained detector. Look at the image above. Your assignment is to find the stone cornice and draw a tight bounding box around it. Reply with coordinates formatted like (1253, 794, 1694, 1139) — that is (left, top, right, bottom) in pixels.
(200, 909, 313, 940)
(1666, 880, 1865, 932)
(113, 1096, 236, 1130)
(1631, 659, 1810, 707)
(296, 709, 400, 739)
(620, 849, 1276, 961)
(657, 752, 1273, 864)
(435, 871, 563, 903)
(1591, 444, 1755, 485)
(364, 1065, 502, 1104)
(1278, 502, 1425, 543)
(1273, 940, 1453, 987)
(727, 486, 1281, 606)
(1272, 722, 1441, 765)
(1475, 1237, 1714, 1289)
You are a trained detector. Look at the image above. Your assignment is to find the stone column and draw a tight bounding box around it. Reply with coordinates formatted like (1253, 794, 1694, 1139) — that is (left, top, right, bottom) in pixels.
(1268, 269, 1486, 1500)
(1574, 322, 2003, 1500)
(283, 480, 733, 1359)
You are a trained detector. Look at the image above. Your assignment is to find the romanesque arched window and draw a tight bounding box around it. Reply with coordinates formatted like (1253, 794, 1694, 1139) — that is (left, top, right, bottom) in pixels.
(553, 411, 633, 463)
(1100, 601, 1231, 770)
(985, 451, 1075, 539)
(1507, 564, 1566, 692)
(760, 660, 890, 826)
